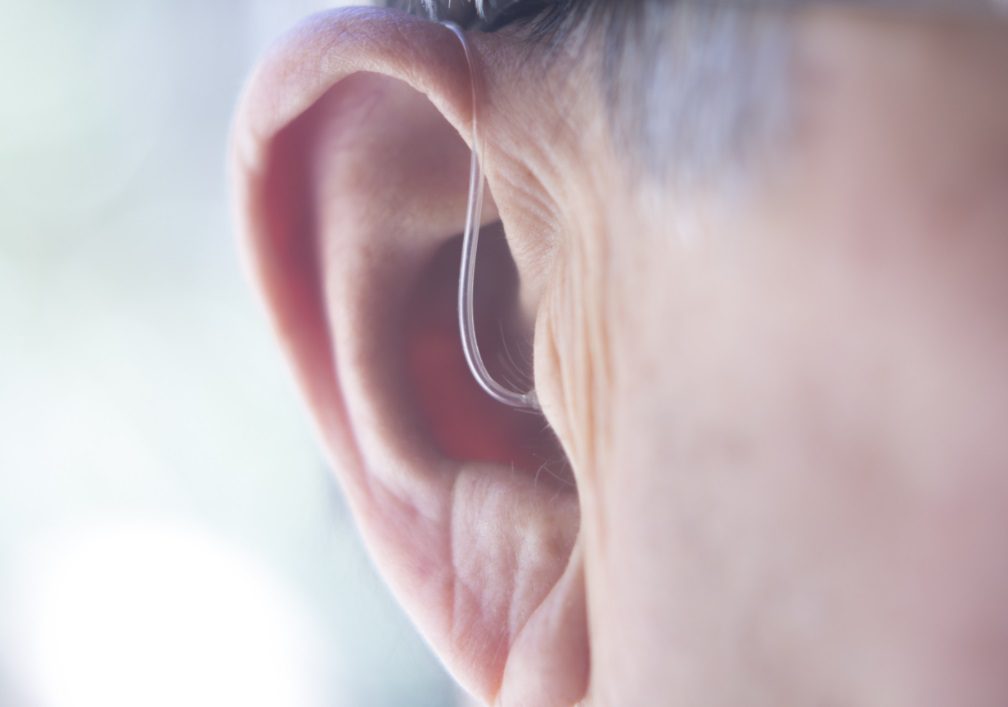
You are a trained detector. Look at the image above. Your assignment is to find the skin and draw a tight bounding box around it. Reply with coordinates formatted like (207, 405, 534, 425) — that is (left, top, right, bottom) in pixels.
(231, 5, 1008, 705)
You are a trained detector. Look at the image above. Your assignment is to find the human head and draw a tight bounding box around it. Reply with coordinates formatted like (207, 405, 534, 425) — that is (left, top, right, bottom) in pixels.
(231, 2, 1008, 703)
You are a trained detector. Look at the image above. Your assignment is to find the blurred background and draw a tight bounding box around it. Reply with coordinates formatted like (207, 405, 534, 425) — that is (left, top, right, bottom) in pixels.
(0, 1, 462, 704)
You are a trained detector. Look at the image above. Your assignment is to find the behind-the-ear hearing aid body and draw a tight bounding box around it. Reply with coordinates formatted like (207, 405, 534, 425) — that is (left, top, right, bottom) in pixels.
(442, 21, 541, 412)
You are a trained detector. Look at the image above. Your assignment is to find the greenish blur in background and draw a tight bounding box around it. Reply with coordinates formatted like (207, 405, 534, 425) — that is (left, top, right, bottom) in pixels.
(0, 1, 458, 704)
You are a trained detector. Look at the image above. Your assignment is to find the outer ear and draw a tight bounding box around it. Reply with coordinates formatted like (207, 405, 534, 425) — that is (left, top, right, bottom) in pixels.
(230, 8, 587, 706)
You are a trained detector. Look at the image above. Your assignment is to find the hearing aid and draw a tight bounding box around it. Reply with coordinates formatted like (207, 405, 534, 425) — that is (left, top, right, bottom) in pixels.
(442, 21, 541, 412)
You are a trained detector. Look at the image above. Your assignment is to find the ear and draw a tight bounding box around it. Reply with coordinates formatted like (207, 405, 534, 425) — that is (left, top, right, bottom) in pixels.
(230, 8, 587, 706)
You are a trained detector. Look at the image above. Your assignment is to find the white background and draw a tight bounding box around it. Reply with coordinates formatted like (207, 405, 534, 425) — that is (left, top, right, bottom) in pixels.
(0, 0, 457, 704)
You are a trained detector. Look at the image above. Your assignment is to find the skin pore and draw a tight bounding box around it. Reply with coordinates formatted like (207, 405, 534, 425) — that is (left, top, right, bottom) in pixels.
(231, 4, 1008, 705)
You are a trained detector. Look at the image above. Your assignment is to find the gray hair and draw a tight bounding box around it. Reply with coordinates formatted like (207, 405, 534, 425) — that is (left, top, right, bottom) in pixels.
(388, 0, 1006, 187)
(605, 3, 790, 187)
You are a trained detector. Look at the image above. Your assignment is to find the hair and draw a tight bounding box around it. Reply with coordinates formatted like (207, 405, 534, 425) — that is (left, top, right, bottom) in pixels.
(385, 0, 1004, 186)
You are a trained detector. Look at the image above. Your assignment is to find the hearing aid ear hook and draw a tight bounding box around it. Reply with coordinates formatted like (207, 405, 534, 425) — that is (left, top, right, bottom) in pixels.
(442, 21, 541, 412)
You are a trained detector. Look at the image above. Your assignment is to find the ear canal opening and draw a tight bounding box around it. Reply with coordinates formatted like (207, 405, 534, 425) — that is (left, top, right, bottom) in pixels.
(404, 227, 572, 483)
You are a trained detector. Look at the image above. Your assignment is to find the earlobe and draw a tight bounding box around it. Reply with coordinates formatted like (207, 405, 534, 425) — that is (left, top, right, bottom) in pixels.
(230, 8, 588, 705)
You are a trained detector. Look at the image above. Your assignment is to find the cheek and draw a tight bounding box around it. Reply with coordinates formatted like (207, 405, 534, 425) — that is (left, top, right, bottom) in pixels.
(584, 208, 1008, 700)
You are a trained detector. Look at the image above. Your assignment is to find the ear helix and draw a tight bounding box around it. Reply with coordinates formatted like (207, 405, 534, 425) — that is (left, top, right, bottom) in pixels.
(441, 21, 541, 412)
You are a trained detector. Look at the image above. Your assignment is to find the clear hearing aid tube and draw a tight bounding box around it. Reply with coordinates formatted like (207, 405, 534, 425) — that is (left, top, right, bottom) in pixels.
(442, 22, 541, 412)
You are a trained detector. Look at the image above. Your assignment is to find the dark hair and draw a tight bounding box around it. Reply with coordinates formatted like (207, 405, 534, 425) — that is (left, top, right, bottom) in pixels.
(383, 0, 599, 33)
